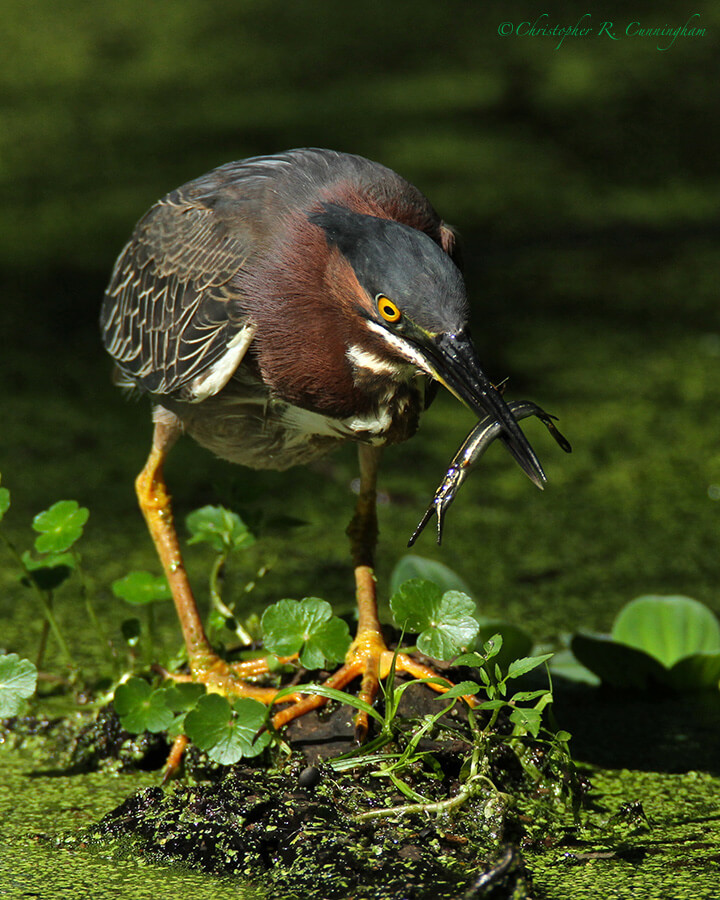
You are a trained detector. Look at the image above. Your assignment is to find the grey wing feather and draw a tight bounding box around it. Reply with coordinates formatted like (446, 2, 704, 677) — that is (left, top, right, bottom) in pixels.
(100, 147, 449, 401)
(100, 186, 258, 401)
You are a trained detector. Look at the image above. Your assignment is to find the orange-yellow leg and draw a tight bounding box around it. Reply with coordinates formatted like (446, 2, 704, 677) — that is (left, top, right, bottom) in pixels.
(140, 422, 468, 756)
(136, 419, 296, 703)
(271, 445, 469, 740)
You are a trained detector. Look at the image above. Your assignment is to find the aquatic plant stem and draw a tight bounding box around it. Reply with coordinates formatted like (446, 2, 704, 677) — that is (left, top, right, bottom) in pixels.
(208, 552, 253, 646)
(0, 532, 78, 675)
(353, 774, 503, 821)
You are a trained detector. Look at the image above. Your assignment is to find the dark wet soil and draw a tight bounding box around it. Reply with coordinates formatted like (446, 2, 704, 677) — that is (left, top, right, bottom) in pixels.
(15, 680, 573, 900)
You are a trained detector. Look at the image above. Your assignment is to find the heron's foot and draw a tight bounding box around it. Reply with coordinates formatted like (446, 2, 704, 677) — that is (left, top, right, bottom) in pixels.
(159, 652, 302, 780)
(159, 652, 301, 704)
(270, 628, 474, 741)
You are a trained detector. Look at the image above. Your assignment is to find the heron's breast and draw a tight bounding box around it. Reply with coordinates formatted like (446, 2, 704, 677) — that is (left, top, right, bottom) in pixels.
(165, 370, 425, 470)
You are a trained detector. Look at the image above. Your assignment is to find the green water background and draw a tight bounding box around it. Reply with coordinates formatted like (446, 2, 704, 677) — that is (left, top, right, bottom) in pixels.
(1, 1, 720, 897)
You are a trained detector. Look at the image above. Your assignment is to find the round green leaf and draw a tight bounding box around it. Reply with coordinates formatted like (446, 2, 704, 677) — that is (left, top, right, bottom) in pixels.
(263, 599, 308, 656)
(114, 677, 174, 733)
(162, 682, 206, 712)
(184, 694, 269, 764)
(392, 581, 478, 659)
(418, 589, 479, 660)
(262, 598, 349, 669)
(390, 579, 443, 633)
(306, 615, 351, 667)
(612, 595, 720, 668)
(32, 500, 89, 553)
(186, 505, 255, 554)
(112, 571, 172, 605)
(389, 556, 471, 597)
(0, 653, 38, 716)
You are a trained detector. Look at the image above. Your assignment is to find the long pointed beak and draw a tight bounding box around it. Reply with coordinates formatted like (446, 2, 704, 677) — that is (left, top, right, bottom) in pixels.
(420, 330, 546, 489)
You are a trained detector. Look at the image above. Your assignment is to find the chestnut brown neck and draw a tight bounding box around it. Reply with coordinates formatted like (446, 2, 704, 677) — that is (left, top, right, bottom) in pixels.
(240, 215, 377, 418)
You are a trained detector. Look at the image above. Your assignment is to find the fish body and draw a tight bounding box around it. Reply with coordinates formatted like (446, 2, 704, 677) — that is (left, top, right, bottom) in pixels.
(408, 401, 572, 545)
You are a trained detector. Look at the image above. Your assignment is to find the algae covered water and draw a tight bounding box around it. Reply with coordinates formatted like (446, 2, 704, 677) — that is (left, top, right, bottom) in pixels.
(2, 1, 720, 896)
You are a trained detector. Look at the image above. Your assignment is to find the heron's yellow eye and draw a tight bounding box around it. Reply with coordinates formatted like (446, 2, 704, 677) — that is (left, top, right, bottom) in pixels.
(377, 295, 401, 323)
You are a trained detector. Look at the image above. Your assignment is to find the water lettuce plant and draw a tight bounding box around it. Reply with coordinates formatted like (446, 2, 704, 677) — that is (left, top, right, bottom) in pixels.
(570, 595, 720, 690)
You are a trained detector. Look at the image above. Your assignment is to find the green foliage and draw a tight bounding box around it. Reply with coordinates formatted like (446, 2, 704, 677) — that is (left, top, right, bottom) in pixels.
(390, 579, 478, 659)
(185, 505, 263, 647)
(184, 694, 270, 764)
(162, 682, 206, 713)
(0, 480, 9, 522)
(20, 550, 75, 591)
(389, 555, 472, 597)
(613, 595, 720, 666)
(186, 505, 255, 554)
(571, 595, 720, 691)
(114, 677, 175, 733)
(114, 678, 206, 740)
(2, 474, 569, 775)
(261, 598, 351, 669)
(31, 500, 89, 554)
(321, 633, 570, 815)
(112, 571, 172, 605)
(456, 636, 554, 739)
(473, 620, 533, 672)
(0, 487, 97, 678)
(0, 653, 38, 717)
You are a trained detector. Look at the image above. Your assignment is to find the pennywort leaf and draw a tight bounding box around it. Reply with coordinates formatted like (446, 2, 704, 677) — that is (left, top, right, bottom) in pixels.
(390, 579, 442, 632)
(389, 556, 472, 597)
(390, 580, 479, 660)
(261, 598, 351, 669)
(32, 500, 89, 554)
(0, 653, 38, 716)
(186, 506, 255, 555)
(162, 682, 206, 712)
(183, 694, 270, 763)
(612, 595, 720, 667)
(112, 571, 172, 605)
(21, 550, 75, 591)
(114, 677, 175, 733)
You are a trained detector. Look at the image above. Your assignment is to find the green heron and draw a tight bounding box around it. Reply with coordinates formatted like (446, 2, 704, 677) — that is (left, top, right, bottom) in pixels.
(101, 148, 546, 740)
